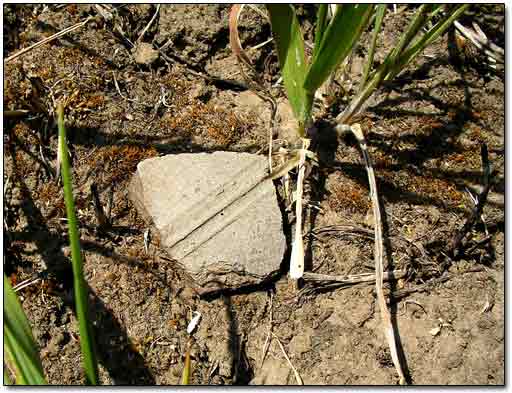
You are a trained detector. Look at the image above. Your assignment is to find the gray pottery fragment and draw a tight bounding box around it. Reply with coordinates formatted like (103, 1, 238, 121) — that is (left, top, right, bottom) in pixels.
(129, 152, 286, 290)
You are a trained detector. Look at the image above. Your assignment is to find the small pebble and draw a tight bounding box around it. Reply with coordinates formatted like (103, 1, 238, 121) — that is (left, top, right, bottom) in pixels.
(133, 42, 159, 65)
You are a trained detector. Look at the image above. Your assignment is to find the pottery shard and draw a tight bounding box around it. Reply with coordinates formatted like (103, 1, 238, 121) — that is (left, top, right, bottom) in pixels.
(129, 152, 286, 290)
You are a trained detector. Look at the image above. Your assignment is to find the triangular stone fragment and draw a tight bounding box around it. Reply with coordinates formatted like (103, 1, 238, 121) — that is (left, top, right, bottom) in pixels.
(129, 152, 286, 290)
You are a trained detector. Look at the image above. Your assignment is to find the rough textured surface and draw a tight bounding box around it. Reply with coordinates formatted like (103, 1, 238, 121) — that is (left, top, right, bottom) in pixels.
(250, 358, 291, 385)
(129, 152, 286, 289)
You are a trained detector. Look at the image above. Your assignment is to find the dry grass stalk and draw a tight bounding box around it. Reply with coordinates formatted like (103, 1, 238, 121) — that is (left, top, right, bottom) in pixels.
(137, 4, 161, 43)
(12, 277, 41, 293)
(350, 123, 407, 385)
(259, 292, 274, 369)
(271, 332, 303, 385)
(229, 4, 277, 173)
(454, 20, 504, 64)
(303, 269, 407, 284)
(280, 152, 291, 201)
(4, 110, 31, 119)
(5, 17, 92, 63)
(311, 224, 374, 238)
(289, 138, 310, 279)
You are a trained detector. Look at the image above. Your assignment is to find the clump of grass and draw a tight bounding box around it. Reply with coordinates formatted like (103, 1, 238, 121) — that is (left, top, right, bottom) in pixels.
(258, 5, 467, 277)
(263, 4, 467, 280)
(231, 4, 469, 385)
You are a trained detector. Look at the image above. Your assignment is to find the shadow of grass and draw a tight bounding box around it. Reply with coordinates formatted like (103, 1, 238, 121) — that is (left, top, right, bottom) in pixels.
(6, 143, 156, 384)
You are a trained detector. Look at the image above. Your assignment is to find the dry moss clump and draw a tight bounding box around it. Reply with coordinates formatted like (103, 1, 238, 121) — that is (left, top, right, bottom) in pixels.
(93, 144, 159, 185)
(4, 63, 35, 110)
(443, 145, 482, 170)
(38, 182, 62, 206)
(165, 101, 248, 147)
(328, 175, 371, 214)
(10, 122, 39, 145)
(380, 169, 463, 206)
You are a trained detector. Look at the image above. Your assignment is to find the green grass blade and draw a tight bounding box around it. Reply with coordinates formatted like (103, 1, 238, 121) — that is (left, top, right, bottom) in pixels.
(267, 4, 311, 133)
(304, 4, 374, 94)
(359, 5, 386, 92)
(5, 331, 27, 385)
(181, 346, 191, 385)
(359, 5, 434, 94)
(312, 4, 328, 59)
(4, 328, 46, 385)
(425, 5, 445, 23)
(359, 5, 386, 91)
(4, 274, 46, 385)
(389, 5, 470, 80)
(57, 103, 99, 385)
(337, 5, 468, 124)
(386, 4, 431, 64)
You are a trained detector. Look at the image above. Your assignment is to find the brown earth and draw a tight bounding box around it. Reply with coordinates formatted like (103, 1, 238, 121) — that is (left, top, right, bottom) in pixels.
(3, 4, 504, 385)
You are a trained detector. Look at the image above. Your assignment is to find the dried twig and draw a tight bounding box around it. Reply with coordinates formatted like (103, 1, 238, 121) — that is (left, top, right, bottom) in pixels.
(464, 235, 492, 255)
(90, 183, 109, 229)
(311, 224, 374, 238)
(349, 123, 406, 385)
(112, 72, 139, 103)
(450, 144, 495, 257)
(4, 110, 31, 119)
(5, 17, 92, 63)
(260, 292, 274, 369)
(389, 266, 485, 301)
(248, 37, 274, 52)
(299, 269, 407, 298)
(229, 5, 255, 73)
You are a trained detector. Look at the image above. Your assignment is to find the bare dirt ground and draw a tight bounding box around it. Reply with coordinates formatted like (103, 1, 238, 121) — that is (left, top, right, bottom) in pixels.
(3, 4, 504, 385)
